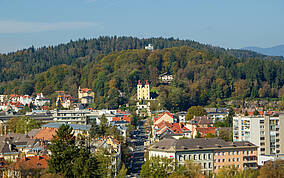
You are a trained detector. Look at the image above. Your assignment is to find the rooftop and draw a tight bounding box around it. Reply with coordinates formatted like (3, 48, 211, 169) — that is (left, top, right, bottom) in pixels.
(149, 138, 257, 151)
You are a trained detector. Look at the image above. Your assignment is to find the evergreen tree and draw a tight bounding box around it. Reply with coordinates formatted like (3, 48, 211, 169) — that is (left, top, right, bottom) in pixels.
(48, 124, 78, 177)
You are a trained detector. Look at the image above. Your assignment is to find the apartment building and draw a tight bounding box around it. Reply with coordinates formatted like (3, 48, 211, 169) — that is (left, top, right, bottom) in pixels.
(233, 114, 284, 165)
(52, 109, 91, 124)
(148, 138, 258, 175)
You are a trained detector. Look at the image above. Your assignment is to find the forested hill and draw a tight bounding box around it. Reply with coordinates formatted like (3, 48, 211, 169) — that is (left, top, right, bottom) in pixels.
(0, 36, 282, 83)
(1, 46, 284, 111)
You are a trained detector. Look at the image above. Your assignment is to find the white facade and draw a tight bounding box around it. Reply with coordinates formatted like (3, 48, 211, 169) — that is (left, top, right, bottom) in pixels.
(233, 115, 284, 165)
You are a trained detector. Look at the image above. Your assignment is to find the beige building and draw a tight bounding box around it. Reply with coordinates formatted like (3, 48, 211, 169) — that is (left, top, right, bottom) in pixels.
(78, 87, 95, 104)
(149, 138, 258, 175)
(137, 80, 150, 100)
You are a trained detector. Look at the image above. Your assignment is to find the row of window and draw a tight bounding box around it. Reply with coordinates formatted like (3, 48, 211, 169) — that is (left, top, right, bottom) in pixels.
(215, 150, 254, 156)
(214, 164, 240, 169)
(178, 153, 212, 161)
(214, 158, 240, 163)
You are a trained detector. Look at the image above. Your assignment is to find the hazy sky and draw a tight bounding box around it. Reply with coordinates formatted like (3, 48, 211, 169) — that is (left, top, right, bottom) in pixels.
(0, 0, 283, 53)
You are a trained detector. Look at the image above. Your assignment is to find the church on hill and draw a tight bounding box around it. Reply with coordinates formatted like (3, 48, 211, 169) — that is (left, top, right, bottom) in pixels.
(137, 80, 150, 100)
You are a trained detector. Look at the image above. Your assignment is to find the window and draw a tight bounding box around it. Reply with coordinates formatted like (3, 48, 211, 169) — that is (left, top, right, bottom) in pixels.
(223, 159, 225, 162)
(194, 155, 196, 160)
(232, 151, 235, 155)
(233, 158, 235, 162)
(199, 154, 201, 160)
(260, 120, 264, 124)
(188, 155, 191, 160)
(260, 148, 265, 151)
(208, 154, 211, 159)
(203, 154, 206, 160)
(237, 165, 240, 168)
(237, 151, 239, 155)
(204, 163, 206, 169)
(237, 158, 239, 161)
(228, 158, 231, 162)
(208, 162, 211, 168)
(228, 151, 230, 155)
(222, 152, 225, 155)
(251, 150, 253, 154)
(260, 137, 265, 140)
(218, 159, 220, 162)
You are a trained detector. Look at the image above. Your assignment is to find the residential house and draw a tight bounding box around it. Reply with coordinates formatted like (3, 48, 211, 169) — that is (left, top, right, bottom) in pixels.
(19, 95, 33, 106)
(5, 155, 49, 178)
(91, 137, 121, 176)
(159, 72, 173, 83)
(34, 93, 50, 107)
(78, 87, 95, 104)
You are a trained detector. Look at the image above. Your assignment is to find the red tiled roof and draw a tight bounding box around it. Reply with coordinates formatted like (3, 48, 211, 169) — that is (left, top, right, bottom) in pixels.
(34, 128, 57, 141)
(79, 88, 92, 92)
(9, 155, 49, 170)
(112, 117, 122, 121)
(155, 121, 190, 134)
(196, 127, 216, 137)
(122, 115, 131, 123)
(154, 112, 173, 123)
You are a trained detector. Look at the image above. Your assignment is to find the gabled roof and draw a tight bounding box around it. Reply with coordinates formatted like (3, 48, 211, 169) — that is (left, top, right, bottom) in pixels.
(34, 128, 57, 141)
(196, 127, 216, 136)
(154, 112, 173, 123)
(9, 155, 49, 170)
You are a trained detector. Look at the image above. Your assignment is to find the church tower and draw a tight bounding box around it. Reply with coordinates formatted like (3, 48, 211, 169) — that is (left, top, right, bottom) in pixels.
(137, 80, 150, 100)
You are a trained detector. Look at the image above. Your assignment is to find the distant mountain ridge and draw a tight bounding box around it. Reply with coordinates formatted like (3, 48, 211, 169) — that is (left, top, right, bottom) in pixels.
(243, 45, 284, 57)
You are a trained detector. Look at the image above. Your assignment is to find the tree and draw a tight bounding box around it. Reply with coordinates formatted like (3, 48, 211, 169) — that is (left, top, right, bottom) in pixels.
(48, 124, 101, 178)
(215, 166, 258, 178)
(117, 164, 127, 178)
(253, 110, 259, 115)
(185, 106, 206, 121)
(259, 159, 284, 178)
(173, 160, 202, 178)
(48, 124, 78, 177)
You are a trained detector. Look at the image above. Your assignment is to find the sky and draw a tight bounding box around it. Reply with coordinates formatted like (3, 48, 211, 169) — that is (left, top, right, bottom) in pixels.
(0, 0, 283, 53)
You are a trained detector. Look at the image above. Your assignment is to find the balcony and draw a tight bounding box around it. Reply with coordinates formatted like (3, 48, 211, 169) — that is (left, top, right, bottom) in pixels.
(243, 156, 257, 163)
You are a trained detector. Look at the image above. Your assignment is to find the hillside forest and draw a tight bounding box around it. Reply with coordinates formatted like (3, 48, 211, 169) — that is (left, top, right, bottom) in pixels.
(1, 37, 284, 112)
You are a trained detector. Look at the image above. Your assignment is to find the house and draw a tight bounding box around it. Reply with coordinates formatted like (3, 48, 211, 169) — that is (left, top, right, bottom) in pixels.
(196, 127, 216, 137)
(0, 133, 41, 162)
(34, 93, 50, 107)
(0, 95, 9, 103)
(91, 137, 121, 176)
(78, 87, 94, 104)
(153, 121, 191, 140)
(56, 92, 74, 109)
(159, 72, 173, 83)
(153, 112, 174, 125)
(19, 95, 33, 106)
(145, 44, 154, 50)
(6, 155, 49, 178)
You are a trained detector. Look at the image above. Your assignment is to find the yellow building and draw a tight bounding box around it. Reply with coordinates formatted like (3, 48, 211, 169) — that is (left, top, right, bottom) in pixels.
(78, 87, 95, 104)
(137, 80, 150, 100)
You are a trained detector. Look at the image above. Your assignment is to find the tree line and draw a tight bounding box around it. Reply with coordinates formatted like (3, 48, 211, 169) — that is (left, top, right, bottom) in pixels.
(1, 39, 284, 112)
